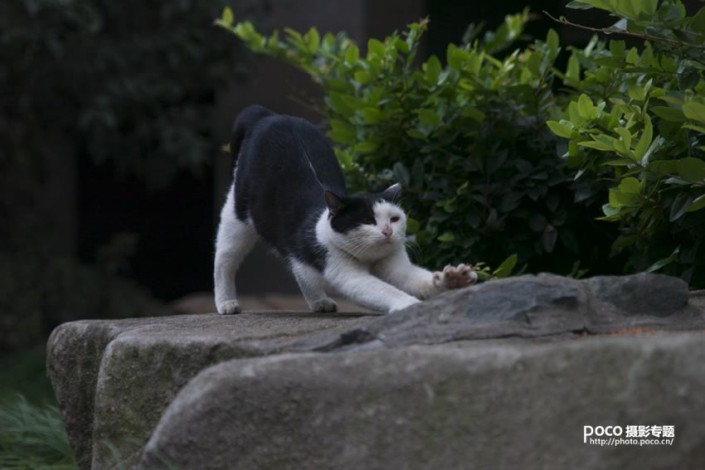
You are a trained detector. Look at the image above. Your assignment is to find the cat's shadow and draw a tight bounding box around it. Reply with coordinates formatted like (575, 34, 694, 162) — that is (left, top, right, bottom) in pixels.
(244, 311, 379, 319)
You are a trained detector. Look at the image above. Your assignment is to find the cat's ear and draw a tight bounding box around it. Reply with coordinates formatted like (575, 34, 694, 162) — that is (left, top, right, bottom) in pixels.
(382, 183, 402, 204)
(324, 190, 347, 217)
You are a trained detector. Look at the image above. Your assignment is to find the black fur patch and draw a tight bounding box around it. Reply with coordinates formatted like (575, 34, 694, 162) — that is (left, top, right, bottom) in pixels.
(231, 106, 346, 271)
(327, 195, 376, 234)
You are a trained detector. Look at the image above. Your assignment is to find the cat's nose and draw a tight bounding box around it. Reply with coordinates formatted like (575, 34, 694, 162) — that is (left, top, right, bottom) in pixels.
(382, 225, 393, 238)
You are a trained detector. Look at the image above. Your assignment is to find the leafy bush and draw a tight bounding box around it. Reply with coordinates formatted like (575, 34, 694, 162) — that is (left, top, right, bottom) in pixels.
(2, 0, 263, 186)
(217, 2, 705, 287)
(547, 0, 705, 285)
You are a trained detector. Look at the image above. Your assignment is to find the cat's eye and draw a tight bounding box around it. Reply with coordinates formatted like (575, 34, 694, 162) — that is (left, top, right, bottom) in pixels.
(390, 216, 400, 223)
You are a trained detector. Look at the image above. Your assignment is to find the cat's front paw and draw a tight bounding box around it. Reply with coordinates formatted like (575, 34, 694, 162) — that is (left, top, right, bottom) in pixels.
(433, 264, 478, 290)
(311, 298, 338, 313)
(217, 300, 241, 315)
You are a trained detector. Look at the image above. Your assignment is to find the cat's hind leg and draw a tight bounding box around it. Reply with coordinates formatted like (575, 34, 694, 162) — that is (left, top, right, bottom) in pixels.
(214, 186, 258, 314)
(290, 260, 337, 313)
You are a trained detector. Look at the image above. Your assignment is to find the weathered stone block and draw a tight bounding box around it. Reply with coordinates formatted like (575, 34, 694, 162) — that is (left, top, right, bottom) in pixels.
(140, 333, 705, 470)
(45, 274, 705, 469)
(47, 313, 371, 468)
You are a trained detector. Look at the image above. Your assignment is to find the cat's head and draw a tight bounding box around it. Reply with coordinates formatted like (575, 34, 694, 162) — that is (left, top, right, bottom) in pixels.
(323, 183, 407, 261)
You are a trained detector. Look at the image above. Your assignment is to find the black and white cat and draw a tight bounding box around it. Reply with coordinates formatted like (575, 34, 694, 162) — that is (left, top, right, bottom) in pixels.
(214, 105, 476, 314)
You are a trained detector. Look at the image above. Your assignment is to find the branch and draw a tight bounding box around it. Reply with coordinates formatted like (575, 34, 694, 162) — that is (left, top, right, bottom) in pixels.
(543, 11, 705, 51)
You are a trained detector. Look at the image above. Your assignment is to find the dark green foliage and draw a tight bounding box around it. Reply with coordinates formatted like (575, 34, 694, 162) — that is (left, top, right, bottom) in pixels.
(219, 3, 705, 286)
(0, 396, 77, 469)
(0, 347, 76, 469)
(549, 0, 705, 285)
(2, 0, 262, 186)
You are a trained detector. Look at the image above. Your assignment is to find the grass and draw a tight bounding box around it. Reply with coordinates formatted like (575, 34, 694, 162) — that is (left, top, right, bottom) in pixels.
(0, 345, 77, 470)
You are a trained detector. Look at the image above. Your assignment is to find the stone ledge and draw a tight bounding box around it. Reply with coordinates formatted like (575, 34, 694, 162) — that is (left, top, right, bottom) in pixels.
(142, 332, 705, 470)
(46, 273, 705, 468)
(47, 312, 372, 469)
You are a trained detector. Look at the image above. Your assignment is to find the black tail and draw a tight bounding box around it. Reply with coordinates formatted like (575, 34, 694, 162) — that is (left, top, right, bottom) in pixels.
(230, 105, 273, 165)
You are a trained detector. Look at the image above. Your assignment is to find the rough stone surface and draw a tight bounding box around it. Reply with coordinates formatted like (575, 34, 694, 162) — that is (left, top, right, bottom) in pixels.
(316, 273, 701, 351)
(140, 332, 705, 470)
(45, 273, 705, 469)
(47, 312, 372, 469)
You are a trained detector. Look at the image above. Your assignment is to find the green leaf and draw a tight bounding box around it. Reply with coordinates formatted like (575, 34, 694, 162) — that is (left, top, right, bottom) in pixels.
(578, 140, 613, 151)
(657, 95, 684, 107)
(634, 114, 653, 161)
(600, 203, 622, 221)
(424, 55, 442, 84)
(566, 1, 597, 10)
(577, 94, 596, 119)
(456, 181, 470, 195)
(683, 102, 705, 124)
(618, 176, 641, 194)
(367, 38, 385, 57)
(614, 127, 632, 150)
(325, 92, 356, 115)
(447, 43, 470, 70)
(609, 40, 626, 58)
(546, 29, 559, 59)
(418, 109, 442, 127)
(645, 248, 679, 273)
(406, 217, 421, 234)
(547, 120, 573, 138)
(360, 107, 383, 124)
(687, 194, 705, 213)
(327, 119, 356, 144)
(304, 28, 320, 52)
(640, 0, 659, 16)
(438, 231, 455, 242)
(462, 107, 486, 122)
(221, 7, 234, 27)
(493, 254, 518, 279)
(345, 45, 360, 65)
(689, 7, 705, 34)
(608, 178, 641, 207)
(566, 54, 581, 84)
(676, 157, 705, 183)
(648, 159, 678, 176)
(406, 129, 427, 139)
(527, 51, 543, 77)
(670, 193, 694, 222)
(640, 135, 663, 167)
(437, 198, 457, 213)
(627, 82, 645, 101)
(602, 158, 636, 167)
(355, 140, 379, 153)
(651, 106, 684, 122)
(354, 70, 371, 84)
(683, 123, 705, 134)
